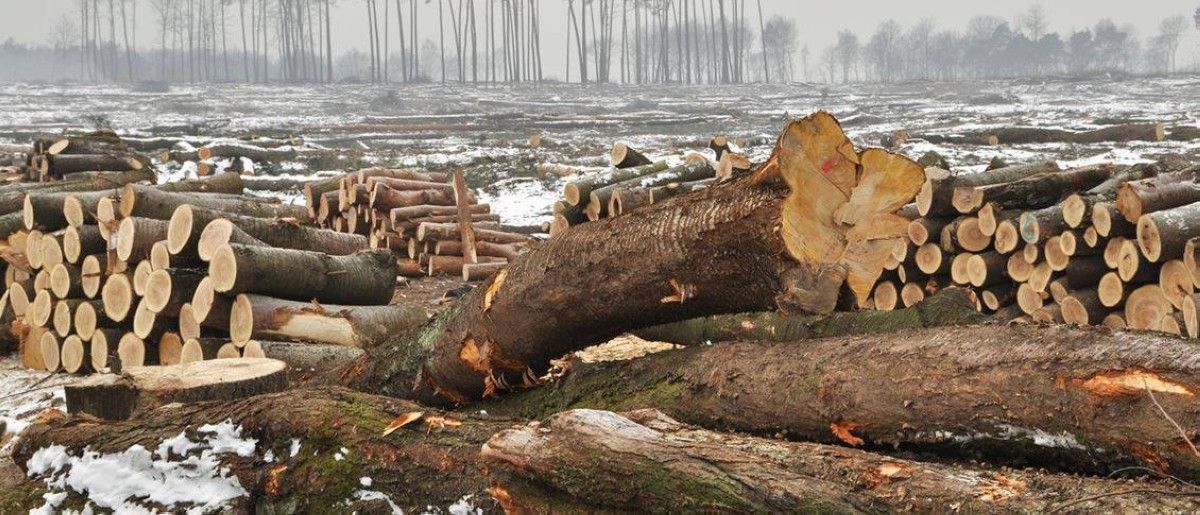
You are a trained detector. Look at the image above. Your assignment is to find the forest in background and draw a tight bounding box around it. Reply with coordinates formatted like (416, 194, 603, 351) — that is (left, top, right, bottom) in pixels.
(0, 1, 1199, 85)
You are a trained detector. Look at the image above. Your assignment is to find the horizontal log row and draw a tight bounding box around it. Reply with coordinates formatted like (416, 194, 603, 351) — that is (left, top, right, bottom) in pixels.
(550, 140, 737, 236)
(877, 154, 1200, 338)
(303, 166, 536, 281)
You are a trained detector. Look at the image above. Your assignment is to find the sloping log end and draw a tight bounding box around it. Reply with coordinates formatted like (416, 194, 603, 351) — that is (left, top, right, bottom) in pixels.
(65, 358, 288, 420)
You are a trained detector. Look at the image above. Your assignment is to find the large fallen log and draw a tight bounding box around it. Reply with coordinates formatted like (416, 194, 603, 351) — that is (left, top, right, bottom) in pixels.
(351, 112, 925, 404)
(483, 408, 1200, 513)
(12, 386, 1195, 514)
(488, 323, 1200, 481)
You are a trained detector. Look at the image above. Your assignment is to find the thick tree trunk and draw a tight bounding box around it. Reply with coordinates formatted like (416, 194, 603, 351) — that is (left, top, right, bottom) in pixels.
(1115, 166, 1200, 222)
(483, 408, 1200, 513)
(488, 323, 1200, 481)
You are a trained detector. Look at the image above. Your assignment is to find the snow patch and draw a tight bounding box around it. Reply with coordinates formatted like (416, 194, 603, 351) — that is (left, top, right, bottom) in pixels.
(25, 420, 254, 514)
(353, 489, 403, 514)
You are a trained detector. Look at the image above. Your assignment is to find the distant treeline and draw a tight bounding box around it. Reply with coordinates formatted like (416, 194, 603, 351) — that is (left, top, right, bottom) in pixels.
(1, 1, 1197, 85)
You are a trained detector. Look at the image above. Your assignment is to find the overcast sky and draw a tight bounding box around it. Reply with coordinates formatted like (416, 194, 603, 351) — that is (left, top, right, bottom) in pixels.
(7, 0, 1199, 78)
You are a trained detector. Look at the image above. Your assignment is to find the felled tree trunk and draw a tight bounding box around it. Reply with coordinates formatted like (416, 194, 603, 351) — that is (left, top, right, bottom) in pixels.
(487, 323, 1200, 481)
(351, 112, 925, 405)
(483, 409, 1200, 513)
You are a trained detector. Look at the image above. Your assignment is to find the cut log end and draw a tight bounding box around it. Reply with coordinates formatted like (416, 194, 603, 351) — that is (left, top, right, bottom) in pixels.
(209, 244, 239, 293)
(101, 274, 134, 322)
(61, 335, 88, 374)
(197, 218, 236, 262)
(188, 275, 214, 318)
(230, 294, 254, 343)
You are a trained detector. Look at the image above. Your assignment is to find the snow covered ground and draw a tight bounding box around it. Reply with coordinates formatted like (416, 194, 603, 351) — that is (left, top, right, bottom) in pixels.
(0, 356, 70, 459)
(2, 78, 1197, 227)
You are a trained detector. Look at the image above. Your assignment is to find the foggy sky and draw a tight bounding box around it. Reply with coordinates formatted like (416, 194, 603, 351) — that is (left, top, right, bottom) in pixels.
(6, 0, 1199, 80)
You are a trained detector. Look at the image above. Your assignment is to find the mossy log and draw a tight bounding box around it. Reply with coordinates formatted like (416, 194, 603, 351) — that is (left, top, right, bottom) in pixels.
(488, 323, 1200, 482)
(13, 387, 509, 513)
(633, 287, 983, 345)
(13, 387, 1196, 514)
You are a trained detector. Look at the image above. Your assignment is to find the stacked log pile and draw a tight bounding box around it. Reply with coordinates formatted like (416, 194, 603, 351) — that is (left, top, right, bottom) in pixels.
(303, 166, 535, 280)
(872, 155, 1200, 337)
(549, 137, 752, 235)
(3, 135, 428, 373)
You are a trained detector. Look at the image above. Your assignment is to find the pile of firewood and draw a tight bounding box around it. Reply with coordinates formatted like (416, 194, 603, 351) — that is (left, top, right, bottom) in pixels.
(303, 167, 536, 280)
(549, 137, 754, 235)
(871, 154, 1200, 337)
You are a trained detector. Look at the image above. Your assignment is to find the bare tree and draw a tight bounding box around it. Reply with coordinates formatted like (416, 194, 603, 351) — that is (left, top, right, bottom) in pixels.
(1020, 3, 1048, 41)
(1158, 14, 1188, 73)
